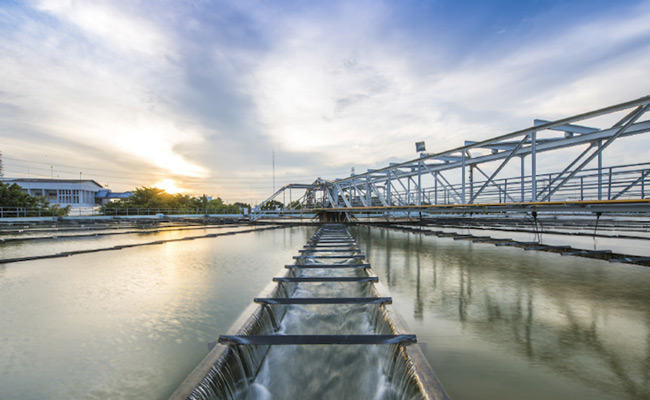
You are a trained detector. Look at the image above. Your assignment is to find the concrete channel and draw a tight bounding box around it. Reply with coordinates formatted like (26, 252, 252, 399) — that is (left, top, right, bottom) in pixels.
(170, 223, 449, 400)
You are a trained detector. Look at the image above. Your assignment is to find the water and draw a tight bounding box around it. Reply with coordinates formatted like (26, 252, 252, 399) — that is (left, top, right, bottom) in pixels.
(352, 226, 650, 400)
(0, 225, 255, 259)
(246, 285, 385, 398)
(1, 224, 648, 399)
(411, 225, 650, 257)
(0, 226, 315, 400)
(237, 225, 412, 400)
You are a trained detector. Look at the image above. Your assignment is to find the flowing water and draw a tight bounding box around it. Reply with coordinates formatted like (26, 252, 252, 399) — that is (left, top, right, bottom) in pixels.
(238, 226, 400, 400)
(1, 224, 649, 399)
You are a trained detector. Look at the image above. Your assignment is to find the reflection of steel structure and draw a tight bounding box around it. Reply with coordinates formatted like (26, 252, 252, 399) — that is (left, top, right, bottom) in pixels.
(368, 226, 650, 399)
(253, 96, 650, 219)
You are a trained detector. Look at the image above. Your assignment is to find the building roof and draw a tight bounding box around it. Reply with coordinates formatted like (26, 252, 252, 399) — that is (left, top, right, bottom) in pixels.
(95, 190, 132, 199)
(2, 178, 105, 188)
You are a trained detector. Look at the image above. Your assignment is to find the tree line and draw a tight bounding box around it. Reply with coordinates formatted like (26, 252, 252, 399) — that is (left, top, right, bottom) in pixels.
(101, 186, 251, 214)
(0, 183, 252, 216)
(0, 182, 70, 216)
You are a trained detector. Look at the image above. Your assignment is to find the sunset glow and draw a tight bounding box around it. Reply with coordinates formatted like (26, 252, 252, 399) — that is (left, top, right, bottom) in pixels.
(154, 179, 184, 194)
(1, 0, 648, 202)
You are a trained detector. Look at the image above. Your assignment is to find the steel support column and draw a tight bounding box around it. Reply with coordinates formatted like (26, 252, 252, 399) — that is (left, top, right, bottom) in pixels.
(531, 131, 537, 201)
(598, 141, 603, 200)
(417, 161, 422, 206)
(461, 152, 466, 203)
(434, 172, 438, 205)
(520, 156, 525, 201)
(386, 171, 392, 206)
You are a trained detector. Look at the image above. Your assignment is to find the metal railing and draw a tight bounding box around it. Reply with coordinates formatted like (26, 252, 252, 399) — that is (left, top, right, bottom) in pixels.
(99, 207, 244, 216)
(403, 162, 650, 206)
(254, 95, 650, 216)
(0, 207, 247, 219)
(0, 207, 60, 218)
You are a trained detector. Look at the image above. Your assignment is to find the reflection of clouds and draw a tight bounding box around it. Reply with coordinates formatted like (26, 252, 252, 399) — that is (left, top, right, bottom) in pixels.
(358, 227, 650, 399)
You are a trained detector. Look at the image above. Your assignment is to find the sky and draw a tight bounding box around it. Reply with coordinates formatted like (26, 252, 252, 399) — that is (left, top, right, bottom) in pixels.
(1, 0, 650, 203)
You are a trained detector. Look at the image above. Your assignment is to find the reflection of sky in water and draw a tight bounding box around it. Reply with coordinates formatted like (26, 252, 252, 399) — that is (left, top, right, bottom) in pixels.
(354, 226, 650, 400)
(0, 225, 255, 259)
(429, 226, 650, 257)
(0, 223, 236, 238)
(0, 226, 316, 400)
(2, 225, 647, 400)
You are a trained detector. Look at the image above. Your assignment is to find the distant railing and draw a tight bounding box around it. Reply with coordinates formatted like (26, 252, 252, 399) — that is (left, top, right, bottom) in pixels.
(99, 207, 245, 216)
(416, 162, 650, 206)
(0, 207, 71, 218)
(0, 207, 247, 219)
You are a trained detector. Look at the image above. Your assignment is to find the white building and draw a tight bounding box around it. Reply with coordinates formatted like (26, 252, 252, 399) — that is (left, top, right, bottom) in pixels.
(2, 178, 131, 209)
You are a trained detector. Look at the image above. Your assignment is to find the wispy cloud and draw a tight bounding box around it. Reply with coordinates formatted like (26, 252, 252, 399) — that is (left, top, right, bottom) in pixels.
(2, 1, 208, 179)
(245, 0, 650, 164)
(33, 0, 170, 57)
(1, 0, 649, 202)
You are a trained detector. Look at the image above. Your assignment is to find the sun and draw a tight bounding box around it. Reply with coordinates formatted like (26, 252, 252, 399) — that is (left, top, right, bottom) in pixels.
(154, 179, 184, 194)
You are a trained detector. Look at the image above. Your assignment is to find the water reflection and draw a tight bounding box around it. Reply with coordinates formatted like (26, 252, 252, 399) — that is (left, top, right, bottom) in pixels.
(354, 226, 650, 400)
(0, 227, 316, 400)
(0, 226, 256, 260)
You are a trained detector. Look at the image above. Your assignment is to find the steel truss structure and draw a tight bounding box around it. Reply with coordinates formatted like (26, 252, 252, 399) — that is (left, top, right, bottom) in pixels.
(253, 95, 650, 219)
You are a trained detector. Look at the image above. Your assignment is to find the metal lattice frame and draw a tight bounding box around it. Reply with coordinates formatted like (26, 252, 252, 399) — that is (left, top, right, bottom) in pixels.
(253, 96, 650, 219)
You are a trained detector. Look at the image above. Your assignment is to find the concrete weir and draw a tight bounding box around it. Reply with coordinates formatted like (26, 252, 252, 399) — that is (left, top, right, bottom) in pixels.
(170, 224, 449, 400)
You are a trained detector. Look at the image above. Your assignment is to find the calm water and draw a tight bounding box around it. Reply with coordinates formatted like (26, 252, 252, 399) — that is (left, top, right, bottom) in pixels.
(352, 226, 650, 400)
(0, 225, 255, 259)
(1, 224, 649, 399)
(0, 226, 315, 400)
(412, 225, 650, 257)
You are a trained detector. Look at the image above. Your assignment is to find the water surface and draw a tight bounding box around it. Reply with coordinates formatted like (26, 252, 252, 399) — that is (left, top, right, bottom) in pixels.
(2, 224, 648, 399)
(0, 226, 315, 399)
(353, 226, 650, 400)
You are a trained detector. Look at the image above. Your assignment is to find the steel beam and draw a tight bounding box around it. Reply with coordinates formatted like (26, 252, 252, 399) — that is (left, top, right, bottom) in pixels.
(253, 96, 650, 217)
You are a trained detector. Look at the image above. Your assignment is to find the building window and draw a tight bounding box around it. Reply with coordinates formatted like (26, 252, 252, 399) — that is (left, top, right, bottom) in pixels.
(60, 189, 79, 204)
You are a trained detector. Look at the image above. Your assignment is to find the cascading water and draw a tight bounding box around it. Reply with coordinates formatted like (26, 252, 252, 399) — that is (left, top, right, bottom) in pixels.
(173, 224, 448, 400)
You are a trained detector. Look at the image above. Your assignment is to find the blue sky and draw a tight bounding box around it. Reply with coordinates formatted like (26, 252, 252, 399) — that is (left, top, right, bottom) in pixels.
(1, 0, 649, 202)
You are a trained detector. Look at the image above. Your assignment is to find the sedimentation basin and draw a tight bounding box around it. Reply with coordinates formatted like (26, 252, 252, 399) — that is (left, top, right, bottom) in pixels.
(0, 223, 648, 399)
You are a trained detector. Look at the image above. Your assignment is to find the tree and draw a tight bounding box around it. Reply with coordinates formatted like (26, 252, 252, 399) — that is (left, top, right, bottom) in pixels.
(0, 183, 45, 207)
(261, 200, 284, 211)
(0, 182, 70, 216)
(101, 187, 248, 215)
(233, 202, 251, 210)
(287, 200, 302, 210)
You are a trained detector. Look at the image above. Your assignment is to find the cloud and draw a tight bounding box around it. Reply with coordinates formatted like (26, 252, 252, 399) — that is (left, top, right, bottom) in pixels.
(2, 1, 209, 180)
(32, 0, 170, 57)
(432, 1, 650, 116)
(245, 2, 445, 163)
(1, 0, 649, 202)
(244, 0, 650, 168)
